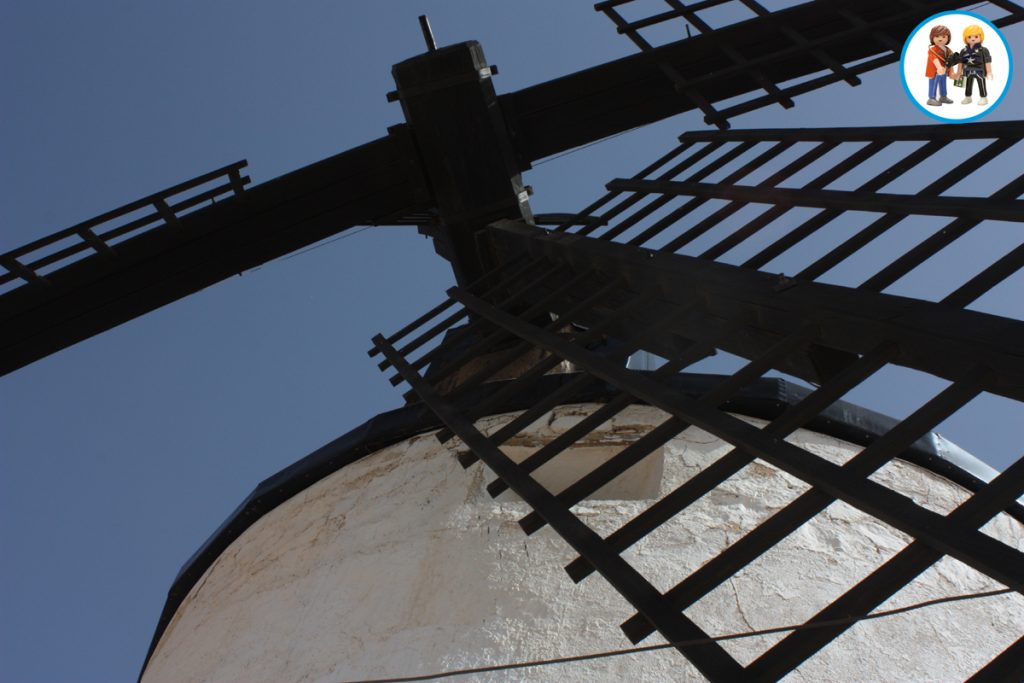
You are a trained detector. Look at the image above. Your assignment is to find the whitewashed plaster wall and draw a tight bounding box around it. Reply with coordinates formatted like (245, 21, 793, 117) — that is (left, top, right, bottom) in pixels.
(142, 405, 1024, 683)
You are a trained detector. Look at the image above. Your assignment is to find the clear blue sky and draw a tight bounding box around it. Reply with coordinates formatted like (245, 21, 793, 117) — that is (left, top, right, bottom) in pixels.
(1, 2, 1021, 681)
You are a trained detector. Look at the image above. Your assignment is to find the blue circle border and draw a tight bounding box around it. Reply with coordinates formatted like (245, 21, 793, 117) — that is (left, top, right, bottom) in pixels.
(899, 11, 1014, 123)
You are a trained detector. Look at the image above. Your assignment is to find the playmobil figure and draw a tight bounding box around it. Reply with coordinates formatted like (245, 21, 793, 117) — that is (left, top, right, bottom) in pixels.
(925, 25, 954, 105)
(953, 24, 993, 105)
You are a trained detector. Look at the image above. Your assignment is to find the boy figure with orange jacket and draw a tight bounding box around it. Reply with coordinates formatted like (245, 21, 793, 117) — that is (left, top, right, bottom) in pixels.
(925, 25, 953, 106)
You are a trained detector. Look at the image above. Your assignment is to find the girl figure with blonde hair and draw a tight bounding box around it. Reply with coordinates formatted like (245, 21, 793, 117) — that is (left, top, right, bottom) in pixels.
(951, 24, 993, 105)
(925, 25, 953, 106)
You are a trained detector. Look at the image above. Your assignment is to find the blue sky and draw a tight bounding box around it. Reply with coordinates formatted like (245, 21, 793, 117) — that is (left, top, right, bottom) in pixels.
(1, 2, 1022, 681)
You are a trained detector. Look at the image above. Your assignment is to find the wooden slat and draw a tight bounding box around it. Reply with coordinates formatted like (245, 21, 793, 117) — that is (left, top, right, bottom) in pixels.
(607, 179, 1023, 223)
(0, 255, 48, 286)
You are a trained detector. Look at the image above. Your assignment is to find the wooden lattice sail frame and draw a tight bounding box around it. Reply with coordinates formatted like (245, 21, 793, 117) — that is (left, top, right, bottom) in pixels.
(371, 120, 1024, 680)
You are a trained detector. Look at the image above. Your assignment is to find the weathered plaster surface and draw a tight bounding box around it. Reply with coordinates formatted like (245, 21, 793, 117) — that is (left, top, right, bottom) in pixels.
(143, 405, 1024, 683)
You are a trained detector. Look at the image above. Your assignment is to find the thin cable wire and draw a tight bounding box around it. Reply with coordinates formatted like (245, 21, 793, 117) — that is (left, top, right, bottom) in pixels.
(340, 587, 1014, 683)
(245, 225, 373, 273)
(535, 125, 645, 166)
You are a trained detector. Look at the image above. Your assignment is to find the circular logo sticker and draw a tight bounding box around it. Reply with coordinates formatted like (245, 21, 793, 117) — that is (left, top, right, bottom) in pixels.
(900, 12, 1013, 122)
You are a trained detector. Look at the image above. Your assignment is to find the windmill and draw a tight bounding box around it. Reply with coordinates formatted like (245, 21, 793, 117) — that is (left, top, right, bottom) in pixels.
(3, 1, 1024, 681)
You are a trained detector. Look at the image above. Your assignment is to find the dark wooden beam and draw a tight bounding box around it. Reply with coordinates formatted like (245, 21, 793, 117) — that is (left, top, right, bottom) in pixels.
(486, 220, 1024, 402)
(500, 0, 1001, 163)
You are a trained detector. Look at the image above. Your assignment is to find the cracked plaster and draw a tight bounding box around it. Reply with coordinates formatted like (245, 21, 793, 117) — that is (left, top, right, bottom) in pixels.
(142, 404, 1024, 683)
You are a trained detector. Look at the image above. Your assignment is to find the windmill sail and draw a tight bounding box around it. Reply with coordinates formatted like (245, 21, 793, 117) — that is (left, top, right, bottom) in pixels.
(0, 135, 432, 376)
(372, 120, 1024, 679)
(6, 0, 1018, 376)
